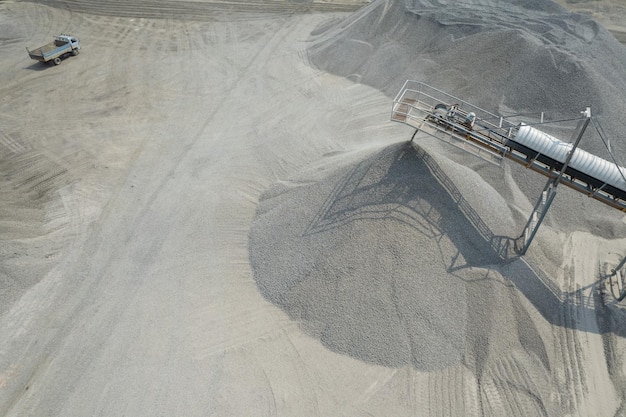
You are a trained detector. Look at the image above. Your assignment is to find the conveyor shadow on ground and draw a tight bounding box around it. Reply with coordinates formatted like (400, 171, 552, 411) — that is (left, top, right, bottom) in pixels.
(304, 142, 621, 338)
(500, 258, 626, 338)
(251, 141, 622, 370)
(304, 142, 519, 266)
(253, 142, 513, 369)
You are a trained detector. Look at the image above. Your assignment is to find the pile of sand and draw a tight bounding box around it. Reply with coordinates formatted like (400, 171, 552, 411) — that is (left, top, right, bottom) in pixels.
(253, 140, 540, 345)
(307, 0, 626, 232)
(250, 141, 559, 411)
(308, 0, 626, 160)
(309, 0, 626, 126)
(249, 0, 626, 410)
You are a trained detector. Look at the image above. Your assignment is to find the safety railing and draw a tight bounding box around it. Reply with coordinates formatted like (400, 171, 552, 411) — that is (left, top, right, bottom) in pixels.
(391, 81, 517, 165)
(392, 81, 517, 136)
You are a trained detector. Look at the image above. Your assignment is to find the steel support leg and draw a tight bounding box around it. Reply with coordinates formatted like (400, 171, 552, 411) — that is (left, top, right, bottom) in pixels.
(517, 109, 591, 255)
(518, 178, 558, 255)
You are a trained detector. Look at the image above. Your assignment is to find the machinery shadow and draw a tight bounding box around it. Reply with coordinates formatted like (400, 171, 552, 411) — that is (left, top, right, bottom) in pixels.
(501, 256, 626, 337)
(25, 61, 51, 71)
(305, 141, 519, 267)
(304, 141, 623, 337)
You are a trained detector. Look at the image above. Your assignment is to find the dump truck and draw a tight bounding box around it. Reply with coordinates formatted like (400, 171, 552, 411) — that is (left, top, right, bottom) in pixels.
(27, 34, 80, 65)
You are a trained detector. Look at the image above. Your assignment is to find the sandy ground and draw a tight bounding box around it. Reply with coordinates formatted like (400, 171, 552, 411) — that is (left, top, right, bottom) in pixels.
(2, 0, 626, 416)
(555, 0, 626, 44)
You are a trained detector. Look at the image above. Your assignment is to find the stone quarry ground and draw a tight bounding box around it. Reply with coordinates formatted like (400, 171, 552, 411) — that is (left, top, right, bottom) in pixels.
(2, 0, 626, 416)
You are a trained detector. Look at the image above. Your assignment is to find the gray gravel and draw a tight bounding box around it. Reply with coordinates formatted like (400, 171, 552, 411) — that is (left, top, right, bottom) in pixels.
(250, 142, 543, 372)
(308, 0, 626, 232)
(249, 0, 626, 401)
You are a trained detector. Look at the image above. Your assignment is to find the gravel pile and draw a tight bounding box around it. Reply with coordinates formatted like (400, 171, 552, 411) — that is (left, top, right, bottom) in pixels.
(309, 0, 625, 126)
(250, 0, 626, 374)
(308, 0, 626, 232)
(250, 143, 539, 370)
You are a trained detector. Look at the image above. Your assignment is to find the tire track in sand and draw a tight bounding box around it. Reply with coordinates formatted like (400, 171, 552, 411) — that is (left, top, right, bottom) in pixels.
(0, 12, 319, 416)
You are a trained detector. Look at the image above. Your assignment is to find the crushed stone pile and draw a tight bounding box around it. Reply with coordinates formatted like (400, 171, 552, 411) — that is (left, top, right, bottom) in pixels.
(308, 0, 626, 233)
(250, 143, 550, 376)
(249, 0, 626, 388)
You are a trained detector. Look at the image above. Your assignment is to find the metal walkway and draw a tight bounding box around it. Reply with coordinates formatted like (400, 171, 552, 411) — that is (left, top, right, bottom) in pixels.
(391, 81, 626, 214)
(392, 84, 512, 166)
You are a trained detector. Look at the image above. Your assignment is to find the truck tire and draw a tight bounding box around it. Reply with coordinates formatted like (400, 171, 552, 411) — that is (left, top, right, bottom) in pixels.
(72, 49, 79, 56)
(53, 57, 61, 65)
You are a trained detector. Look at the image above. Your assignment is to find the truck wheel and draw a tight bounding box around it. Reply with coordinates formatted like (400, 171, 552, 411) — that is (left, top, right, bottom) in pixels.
(53, 57, 61, 65)
(72, 49, 79, 56)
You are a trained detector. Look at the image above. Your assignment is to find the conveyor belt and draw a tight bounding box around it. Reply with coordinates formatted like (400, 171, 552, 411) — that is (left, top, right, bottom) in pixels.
(391, 80, 626, 212)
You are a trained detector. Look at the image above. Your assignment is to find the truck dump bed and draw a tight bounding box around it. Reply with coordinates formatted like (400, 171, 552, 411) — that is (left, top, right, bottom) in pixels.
(28, 40, 65, 57)
(27, 37, 78, 63)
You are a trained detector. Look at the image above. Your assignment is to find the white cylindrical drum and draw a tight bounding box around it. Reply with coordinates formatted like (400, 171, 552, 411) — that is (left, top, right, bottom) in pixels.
(514, 124, 626, 193)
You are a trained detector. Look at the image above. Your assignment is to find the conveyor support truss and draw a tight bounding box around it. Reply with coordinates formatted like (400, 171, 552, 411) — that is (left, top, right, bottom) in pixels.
(391, 80, 626, 254)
